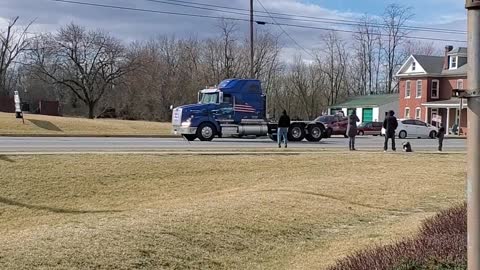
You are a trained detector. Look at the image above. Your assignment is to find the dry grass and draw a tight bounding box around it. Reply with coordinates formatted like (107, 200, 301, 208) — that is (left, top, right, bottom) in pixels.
(0, 112, 171, 136)
(0, 152, 466, 269)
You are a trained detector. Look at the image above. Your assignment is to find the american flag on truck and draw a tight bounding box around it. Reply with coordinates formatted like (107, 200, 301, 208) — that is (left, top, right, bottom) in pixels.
(234, 103, 256, 113)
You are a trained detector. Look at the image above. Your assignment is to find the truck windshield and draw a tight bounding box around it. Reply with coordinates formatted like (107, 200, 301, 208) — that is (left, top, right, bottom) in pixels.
(199, 92, 219, 104)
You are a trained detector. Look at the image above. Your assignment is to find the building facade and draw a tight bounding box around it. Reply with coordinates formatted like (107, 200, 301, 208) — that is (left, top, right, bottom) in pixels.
(328, 94, 399, 124)
(396, 46, 468, 135)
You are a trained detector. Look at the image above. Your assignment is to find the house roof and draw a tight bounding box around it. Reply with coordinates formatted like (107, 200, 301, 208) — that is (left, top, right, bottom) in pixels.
(441, 64, 468, 76)
(448, 47, 467, 55)
(330, 94, 399, 108)
(397, 51, 468, 77)
(422, 98, 467, 108)
(412, 55, 444, 74)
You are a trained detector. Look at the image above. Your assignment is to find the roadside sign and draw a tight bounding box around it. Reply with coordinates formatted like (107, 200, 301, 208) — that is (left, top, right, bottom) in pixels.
(433, 115, 442, 122)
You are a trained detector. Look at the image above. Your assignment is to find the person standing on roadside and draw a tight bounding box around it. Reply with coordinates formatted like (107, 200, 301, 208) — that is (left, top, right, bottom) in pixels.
(383, 110, 398, 152)
(347, 110, 360, 151)
(277, 110, 290, 148)
(438, 125, 446, 152)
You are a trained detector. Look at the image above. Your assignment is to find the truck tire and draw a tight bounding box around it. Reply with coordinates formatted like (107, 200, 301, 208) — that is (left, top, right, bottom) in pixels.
(269, 134, 278, 142)
(197, 123, 216, 141)
(288, 123, 305, 142)
(306, 125, 323, 142)
(182, 134, 196, 141)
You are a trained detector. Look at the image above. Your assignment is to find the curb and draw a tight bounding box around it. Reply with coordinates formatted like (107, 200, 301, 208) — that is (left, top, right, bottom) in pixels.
(445, 136, 467, 140)
(0, 134, 181, 138)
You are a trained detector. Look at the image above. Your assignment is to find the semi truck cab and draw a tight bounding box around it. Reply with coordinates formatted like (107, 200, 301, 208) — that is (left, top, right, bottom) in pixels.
(172, 78, 325, 142)
(172, 79, 267, 141)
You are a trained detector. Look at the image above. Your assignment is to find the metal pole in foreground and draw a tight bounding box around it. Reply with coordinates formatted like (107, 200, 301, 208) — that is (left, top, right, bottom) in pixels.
(250, 0, 254, 78)
(466, 1, 480, 269)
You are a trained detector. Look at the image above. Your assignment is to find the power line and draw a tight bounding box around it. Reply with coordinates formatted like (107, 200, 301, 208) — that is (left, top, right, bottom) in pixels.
(49, 0, 467, 43)
(153, 0, 467, 35)
(255, 0, 314, 58)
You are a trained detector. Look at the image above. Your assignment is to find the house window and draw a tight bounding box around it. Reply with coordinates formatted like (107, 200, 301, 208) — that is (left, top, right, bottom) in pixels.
(412, 61, 416, 71)
(405, 107, 411, 119)
(415, 107, 421, 120)
(450, 56, 458, 69)
(405, 80, 411, 98)
(431, 80, 439, 99)
(416, 80, 422, 98)
(457, 79, 464, 90)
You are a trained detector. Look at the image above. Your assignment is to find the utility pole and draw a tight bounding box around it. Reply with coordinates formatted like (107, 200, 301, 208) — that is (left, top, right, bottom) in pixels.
(250, 0, 254, 78)
(466, 1, 480, 269)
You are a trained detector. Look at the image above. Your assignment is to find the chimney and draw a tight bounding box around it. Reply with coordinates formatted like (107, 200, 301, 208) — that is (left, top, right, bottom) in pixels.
(444, 45, 453, 70)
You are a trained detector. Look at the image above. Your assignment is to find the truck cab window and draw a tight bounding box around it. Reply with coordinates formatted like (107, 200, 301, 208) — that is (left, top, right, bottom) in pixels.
(223, 94, 232, 105)
(199, 93, 219, 104)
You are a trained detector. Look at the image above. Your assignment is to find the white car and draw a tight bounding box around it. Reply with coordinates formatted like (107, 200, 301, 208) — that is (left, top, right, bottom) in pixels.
(381, 119, 438, 139)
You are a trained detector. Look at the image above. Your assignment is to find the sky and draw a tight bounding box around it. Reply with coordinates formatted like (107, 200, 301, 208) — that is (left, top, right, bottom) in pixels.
(0, 0, 468, 61)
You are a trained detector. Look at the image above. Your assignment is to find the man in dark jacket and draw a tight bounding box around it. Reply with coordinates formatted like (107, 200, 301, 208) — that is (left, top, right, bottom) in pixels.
(347, 110, 360, 151)
(438, 125, 446, 151)
(383, 110, 398, 152)
(277, 110, 290, 148)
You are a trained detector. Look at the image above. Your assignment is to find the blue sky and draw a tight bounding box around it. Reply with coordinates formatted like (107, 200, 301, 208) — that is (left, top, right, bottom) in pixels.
(306, 0, 466, 24)
(0, 0, 468, 61)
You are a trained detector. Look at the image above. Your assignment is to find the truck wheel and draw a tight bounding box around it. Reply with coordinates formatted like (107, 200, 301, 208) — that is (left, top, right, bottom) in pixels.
(288, 123, 305, 142)
(269, 134, 277, 142)
(197, 123, 216, 141)
(182, 134, 196, 141)
(306, 125, 323, 142)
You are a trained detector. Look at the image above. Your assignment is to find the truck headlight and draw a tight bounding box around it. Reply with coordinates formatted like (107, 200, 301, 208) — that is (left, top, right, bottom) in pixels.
(181, 119, 191, 127)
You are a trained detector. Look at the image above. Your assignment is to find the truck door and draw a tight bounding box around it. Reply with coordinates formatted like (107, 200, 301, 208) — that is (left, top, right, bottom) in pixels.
(214, 93, 234, 121)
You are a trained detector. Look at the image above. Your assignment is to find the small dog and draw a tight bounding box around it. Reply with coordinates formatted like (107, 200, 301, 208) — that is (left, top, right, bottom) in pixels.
(402, 141, 413, 152)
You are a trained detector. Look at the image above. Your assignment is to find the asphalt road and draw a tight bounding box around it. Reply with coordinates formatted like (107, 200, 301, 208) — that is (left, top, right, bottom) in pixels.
(0, 136, 466, 153)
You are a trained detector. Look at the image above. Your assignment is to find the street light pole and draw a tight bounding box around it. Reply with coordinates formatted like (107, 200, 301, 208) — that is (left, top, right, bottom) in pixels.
(466, 1, 480, 269)
(250, 0, 254, 78)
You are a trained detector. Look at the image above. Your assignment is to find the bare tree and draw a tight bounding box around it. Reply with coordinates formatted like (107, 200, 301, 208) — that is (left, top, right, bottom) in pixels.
(319, 31, 348, 106)
(403, 40, 440, 57)
(0, 17, 33, 96)
(353, 15, 380, 95)
(28, 23, 135, 119)
(383, 4, 413, 93)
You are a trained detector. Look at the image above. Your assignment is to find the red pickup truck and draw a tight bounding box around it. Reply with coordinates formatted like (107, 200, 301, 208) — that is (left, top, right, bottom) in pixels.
(314, 115, 348, 138)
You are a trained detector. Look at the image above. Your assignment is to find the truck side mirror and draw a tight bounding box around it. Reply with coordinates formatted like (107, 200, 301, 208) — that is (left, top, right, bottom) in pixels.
(169, 105, 173, 110)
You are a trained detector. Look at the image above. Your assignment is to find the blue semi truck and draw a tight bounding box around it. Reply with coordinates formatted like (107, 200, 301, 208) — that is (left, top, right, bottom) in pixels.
(171, 78, 326, 142)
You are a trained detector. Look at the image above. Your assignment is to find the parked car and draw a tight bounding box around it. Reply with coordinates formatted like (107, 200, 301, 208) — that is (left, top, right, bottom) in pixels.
(357, 121, 383, 136)
(381, 119, 438, 139)
(314, 115, 348, 138)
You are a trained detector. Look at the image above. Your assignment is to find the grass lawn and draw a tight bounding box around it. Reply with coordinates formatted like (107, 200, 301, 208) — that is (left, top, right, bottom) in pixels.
(0, 152, 465, 269)
(0, 112, 171, 136)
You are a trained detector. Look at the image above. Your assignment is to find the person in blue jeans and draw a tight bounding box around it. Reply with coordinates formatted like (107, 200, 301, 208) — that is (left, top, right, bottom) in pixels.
(277, 110, 291, 148)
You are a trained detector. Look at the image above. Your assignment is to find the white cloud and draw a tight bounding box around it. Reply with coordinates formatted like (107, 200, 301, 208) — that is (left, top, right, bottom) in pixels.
(0, 0, 467, 61)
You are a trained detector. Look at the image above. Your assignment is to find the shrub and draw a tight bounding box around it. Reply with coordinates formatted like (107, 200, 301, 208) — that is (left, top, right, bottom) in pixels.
(328, 203, 466, 270)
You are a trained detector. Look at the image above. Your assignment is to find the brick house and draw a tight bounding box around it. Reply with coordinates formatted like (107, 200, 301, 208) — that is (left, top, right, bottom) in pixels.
(396, 46, 468, 134)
